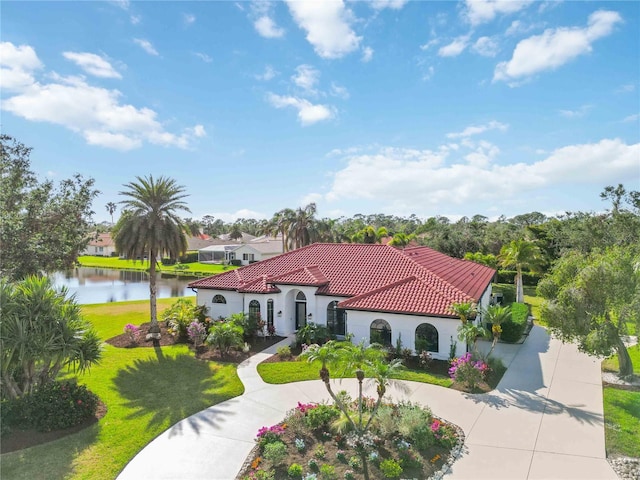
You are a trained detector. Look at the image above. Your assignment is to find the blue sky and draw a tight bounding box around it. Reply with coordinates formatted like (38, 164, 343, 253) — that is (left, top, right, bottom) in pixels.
(2, 0, 639, 224)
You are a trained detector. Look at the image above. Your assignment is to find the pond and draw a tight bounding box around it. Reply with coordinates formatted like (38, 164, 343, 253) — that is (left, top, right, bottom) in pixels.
(50, 267, 196, 305)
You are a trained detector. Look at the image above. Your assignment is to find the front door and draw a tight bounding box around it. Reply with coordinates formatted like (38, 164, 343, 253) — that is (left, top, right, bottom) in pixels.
(295, 301, 307, 330)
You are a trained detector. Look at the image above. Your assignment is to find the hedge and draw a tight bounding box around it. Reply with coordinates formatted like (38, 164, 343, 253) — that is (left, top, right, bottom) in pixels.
(500, 302, 529, 343)
(161, 252, 199, 265)
(496, 270, 542, 286)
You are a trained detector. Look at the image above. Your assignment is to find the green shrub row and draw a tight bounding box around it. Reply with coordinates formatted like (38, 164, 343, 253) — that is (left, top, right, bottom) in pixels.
(2, 381, 99, 434)
(161, 252, 199, 265)
(496, 270, 542, 286)
(500, 302, 529, 343)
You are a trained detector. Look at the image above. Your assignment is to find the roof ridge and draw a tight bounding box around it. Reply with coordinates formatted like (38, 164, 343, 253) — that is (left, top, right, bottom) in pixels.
(341, 275, 420, 304)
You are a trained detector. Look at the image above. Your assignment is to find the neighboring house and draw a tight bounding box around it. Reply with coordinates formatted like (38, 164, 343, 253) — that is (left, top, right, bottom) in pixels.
(198, 236, 284, 265)
(83, 233, 116, 257)
(189, 243, 495, 360)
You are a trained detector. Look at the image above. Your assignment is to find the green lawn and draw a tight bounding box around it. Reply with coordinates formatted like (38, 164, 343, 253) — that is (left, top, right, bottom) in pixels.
(602, 345, 640, 458)
(0, 299, 244, 480)
(257, 359, 453, 388)
(77, 255, 236, 277)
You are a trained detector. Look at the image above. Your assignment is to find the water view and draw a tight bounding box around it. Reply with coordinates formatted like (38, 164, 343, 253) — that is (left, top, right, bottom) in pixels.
(50, 267, 195, 304)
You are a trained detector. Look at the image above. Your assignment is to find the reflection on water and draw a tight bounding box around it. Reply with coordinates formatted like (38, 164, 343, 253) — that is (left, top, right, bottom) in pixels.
(50, 267, 195, 304)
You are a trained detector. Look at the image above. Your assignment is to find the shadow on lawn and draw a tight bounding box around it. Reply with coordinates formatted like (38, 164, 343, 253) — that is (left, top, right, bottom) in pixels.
(113, 348, 238, 436)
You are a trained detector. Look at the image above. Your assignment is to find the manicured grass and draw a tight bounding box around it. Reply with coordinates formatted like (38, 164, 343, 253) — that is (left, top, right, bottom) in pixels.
(603, 388, 640, 457)
(0, 299, 244, 480)
(77, 255, 236, 277)
(257, 359, 453, 388)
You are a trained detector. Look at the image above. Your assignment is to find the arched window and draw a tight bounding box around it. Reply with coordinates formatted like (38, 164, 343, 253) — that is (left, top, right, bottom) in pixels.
(248, 300, 261, 324)
(296, 292, 306, 301)
(370, 319, 392, 346)
(415, 323, 439, 353)
(212, 294, 226, 304)
(326, 301, 346, 336)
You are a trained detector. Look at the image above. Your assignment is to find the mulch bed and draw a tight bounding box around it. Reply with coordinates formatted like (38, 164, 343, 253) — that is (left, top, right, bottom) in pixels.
(1, 401, 107, 454)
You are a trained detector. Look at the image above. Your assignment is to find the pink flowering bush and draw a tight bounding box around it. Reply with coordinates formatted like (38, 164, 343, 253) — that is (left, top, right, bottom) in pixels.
(187, 321, 207, 347)
(124, 323, 141, 344)
(449, 352, 489, 390)
(256, 423, 287, 447)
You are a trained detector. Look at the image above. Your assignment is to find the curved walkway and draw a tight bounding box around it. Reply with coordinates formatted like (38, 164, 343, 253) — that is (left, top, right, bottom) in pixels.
(117, 326, 617, 480)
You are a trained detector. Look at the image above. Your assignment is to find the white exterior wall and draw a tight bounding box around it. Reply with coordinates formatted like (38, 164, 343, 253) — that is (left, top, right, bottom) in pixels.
(231, 245, 261, 265)
(83, 245, 116, 256)
(346, 310, 464, 360)
(197, 289, 244, 320)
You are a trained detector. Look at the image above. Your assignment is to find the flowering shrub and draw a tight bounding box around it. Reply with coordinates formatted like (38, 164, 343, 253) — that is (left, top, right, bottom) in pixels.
(449, 353, 488, 390)
(430, 418, 458, 449)
(295, 438, 306, 452)
(124, 323, 141, 344)
(344, 470, 355, 480)
(296, 402, 317, 414)
(419, 350, 432, 370)
(336, 449, 346, 462)
(256, 424, 287, 447)
(187, 321, 207, 347)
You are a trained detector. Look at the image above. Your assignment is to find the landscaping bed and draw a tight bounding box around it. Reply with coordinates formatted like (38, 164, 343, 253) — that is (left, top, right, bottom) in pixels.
(237, 400, 463, 480)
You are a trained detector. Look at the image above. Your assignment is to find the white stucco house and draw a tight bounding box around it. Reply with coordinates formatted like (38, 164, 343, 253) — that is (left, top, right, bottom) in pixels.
(188, 243, 495, 360)
(198, 238, 283, 265)
(83, 233, 116, 257)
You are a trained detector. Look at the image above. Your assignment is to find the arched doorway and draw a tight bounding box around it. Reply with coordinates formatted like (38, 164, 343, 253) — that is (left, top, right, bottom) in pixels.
(295, 291, 307, 330)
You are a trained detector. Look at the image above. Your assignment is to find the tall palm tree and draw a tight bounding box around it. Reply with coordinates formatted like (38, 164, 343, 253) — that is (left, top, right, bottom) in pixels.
(499, 239, 542, 303)
(105, 201, 117, 226)
(288, 203, 319, 250)
(113, 175, 190, 339)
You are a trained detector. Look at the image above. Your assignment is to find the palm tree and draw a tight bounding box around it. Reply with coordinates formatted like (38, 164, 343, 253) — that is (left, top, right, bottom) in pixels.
(113, 175, 190, 339)
(499, 239, 542, 303)
(288, 203, 319, 250)
(105, 201, 117, 226)
(449, 301, 477, 324)
(482, 304, 512, 358)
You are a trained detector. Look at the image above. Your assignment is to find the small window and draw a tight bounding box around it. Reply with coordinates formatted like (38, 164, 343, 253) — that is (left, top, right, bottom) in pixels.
(267, 299, 274, 329)
(212, 295, 227, 304)
(242, 253, 255, 261)
(370, 319, 391, 346)
(296, 292, 306, 301)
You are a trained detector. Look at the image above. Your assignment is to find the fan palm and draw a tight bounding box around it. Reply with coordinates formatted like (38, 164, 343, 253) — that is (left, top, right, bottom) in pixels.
(113, 175, 190, 339)
(287, 203, 319, 250)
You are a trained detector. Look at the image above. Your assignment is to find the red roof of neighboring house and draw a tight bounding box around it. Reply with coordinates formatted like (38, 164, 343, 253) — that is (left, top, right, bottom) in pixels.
(189, 243, 495, 317)
(88, 233, 115, 247)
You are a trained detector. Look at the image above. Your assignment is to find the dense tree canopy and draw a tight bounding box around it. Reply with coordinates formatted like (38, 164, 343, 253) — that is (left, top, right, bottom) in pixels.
(0, 135, 98, 280)
(538, 246, 640, 377)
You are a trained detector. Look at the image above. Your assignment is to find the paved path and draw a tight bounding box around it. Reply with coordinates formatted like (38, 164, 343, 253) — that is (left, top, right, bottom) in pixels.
(117, 327, 617, 480)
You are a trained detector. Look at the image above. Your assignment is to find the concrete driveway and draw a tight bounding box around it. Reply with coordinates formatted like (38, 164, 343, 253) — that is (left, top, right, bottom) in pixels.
(117, 326, 616, 480)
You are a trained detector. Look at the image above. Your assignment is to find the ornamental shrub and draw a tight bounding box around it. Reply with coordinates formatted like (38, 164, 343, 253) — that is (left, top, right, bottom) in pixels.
(500, 302, 529, 343)
(124, 323, 141, 344)
(397, 403, 435, 451)
(304, 404, 339, 430)
(379, 458, 403, 478)
(449, 353, 488, 390)
(277, 345, 292, 359)
(263, 441, 287, 465)
(187, 321, 207, 347)
(288, 463, 303, 479)
(319, 464, 337, 480)
(256, 423, 286, 447)
(13, 381, 99, 432)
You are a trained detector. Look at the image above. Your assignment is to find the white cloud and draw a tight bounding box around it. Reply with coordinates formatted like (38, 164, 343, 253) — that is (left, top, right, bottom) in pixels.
(193, 52, 213, 63)
(330, 82, 349, 99)
(254, 15, 285, 38)
(361, 46, 374, 62)
(622, 113, 639, 123)
(183, 13, 196, 26)
(615, 83, 636, 93)
(370, 0, 408, 10)
(463, 0, 534, 26)
(438, 35, 470, 57)
(1, 42, 204, 151)
(130, 14, 141, 25)
(266, 93, 335, 125)
(292, 64, 320, 94)
(0, 42, 43, 91)
(62, 52, 121, 79)
(323, 139, 640, 209)
(505, 19, 541, 36)
(447, 120, 508, 139)
(494, 10, 622, 84)
(255, 65, 277, 81)
(558, 105, 592, 118)
(133, 38, 159, 56)
(285, 0, 361, 59)
(422, 66, 435, 81)
(420, 38, 439, 51)
(472, 36, 499, 57)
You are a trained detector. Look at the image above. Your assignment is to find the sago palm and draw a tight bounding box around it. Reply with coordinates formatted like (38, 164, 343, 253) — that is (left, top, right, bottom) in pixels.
(114, 175, 190, 339)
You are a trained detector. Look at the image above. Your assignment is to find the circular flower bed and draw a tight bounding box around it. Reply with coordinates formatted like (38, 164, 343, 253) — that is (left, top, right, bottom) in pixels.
(238, 396, 463, 480)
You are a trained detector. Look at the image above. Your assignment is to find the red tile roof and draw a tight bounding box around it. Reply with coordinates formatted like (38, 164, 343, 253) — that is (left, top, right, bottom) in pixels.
(189, 243, 495, 317)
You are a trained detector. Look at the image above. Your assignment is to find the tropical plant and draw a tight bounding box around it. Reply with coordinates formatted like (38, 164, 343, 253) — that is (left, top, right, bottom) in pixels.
(456, 322, 486, 357)
(449, 353, 488, 390)
(0, 276, 102, 399)
(113, 175, 190, 339)
(205, 321, 244, 358)
(288, 203, 319, 250)
(449, 301, 477, 324)
(161, 298, 206, 341)
(481, 304, 512, 358)
(499, 239, 542, 303)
